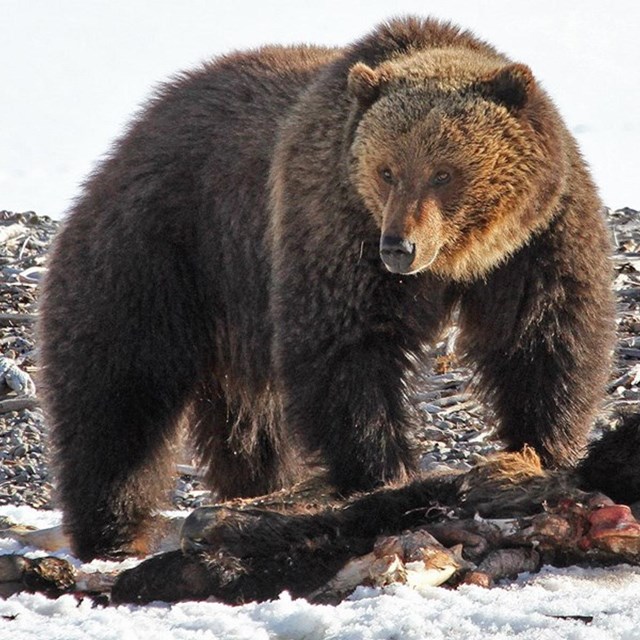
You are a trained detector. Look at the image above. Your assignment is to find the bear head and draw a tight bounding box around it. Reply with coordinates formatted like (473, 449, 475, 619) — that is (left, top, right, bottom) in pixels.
(347, 48, 567, 281)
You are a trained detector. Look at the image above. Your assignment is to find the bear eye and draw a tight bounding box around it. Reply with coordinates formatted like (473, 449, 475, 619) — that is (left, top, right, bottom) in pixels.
(431, 170, 451, 187)
(380, 167, 395, 185)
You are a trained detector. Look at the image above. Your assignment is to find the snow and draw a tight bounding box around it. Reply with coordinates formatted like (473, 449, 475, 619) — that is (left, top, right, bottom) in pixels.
(2, 507, 640, 639)
(1, 0, 639, 218)
(2, 2, 640, 637)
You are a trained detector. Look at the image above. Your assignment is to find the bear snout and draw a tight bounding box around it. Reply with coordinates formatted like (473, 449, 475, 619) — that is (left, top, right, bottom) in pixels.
(379, 235, 416, 273)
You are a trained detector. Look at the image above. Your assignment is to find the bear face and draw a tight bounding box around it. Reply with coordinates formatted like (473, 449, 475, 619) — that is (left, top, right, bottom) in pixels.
(348, 52, 566, 281)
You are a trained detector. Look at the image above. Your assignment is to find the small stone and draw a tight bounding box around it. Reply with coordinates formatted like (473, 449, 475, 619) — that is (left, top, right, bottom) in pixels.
(449, 461, 472, 472)
(10, 444, 27, 458)
(422, 427, 449, 442)
(420, 453, 442, 469)
(12, 472, 29, 484)
(420, 403, 443, 414)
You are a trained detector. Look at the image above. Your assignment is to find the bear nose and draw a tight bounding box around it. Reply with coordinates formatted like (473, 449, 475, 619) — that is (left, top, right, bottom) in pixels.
(379, 235, 416, 273)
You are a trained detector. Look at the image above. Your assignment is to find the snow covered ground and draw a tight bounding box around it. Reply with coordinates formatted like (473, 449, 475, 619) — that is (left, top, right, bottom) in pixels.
(1, 0, 639, 218)
(2, 1, 640, 637)
(3, 505, 640, 640)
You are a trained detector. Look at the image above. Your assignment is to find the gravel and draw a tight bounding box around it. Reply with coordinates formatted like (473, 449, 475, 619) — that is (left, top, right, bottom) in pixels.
(1, 206, 639, 511)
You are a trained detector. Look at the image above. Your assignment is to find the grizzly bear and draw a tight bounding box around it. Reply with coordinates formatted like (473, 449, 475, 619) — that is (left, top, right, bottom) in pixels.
(39, 16, 614, 561)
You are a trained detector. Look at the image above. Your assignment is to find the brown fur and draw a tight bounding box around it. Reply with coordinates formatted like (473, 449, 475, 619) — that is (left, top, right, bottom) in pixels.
(39, 17, 614, 560)
(112, 419, 640, 605)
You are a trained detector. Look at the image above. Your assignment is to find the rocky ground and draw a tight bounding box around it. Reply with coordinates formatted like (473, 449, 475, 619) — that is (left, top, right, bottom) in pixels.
(1, 207, 639, 512)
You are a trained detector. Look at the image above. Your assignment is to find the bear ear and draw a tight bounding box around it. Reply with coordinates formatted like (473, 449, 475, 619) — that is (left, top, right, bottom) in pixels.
(478, 63, 535, 112)
(348, 62, 386, 106)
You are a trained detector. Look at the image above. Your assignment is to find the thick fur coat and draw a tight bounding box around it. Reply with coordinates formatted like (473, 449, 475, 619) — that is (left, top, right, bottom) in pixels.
(39, 17, 614, 560)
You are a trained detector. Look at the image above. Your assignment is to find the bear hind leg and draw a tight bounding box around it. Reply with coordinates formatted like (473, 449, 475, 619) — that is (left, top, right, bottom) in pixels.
(188, 381, 300, 500)
(50, 384, 187, 561)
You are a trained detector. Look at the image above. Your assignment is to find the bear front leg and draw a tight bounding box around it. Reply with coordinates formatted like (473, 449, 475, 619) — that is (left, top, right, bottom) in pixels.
(457, 217, 615, 467)
(271, 261, 455, 493)
(279, 340, 420, 492)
